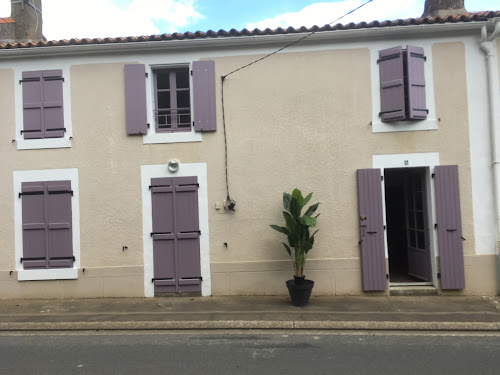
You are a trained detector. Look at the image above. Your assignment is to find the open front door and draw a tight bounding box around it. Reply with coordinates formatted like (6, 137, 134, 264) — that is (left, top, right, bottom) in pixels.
(357, 169, 387, 291)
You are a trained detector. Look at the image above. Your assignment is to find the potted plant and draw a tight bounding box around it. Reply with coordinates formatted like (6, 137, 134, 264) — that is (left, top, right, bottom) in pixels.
(270, 188, 319, 307)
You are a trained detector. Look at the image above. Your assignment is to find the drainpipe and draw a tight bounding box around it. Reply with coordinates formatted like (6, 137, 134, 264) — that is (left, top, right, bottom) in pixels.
(480, 20, 500, 295)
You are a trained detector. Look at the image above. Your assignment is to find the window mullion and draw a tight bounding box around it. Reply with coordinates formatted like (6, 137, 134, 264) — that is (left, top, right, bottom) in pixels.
(170, 71, 178, 131)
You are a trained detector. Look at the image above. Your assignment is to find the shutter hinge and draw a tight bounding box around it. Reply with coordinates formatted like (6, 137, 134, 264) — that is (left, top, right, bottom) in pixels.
(150, 231, 173, 237)
(48, 190, 73, 196)
(434, 224, 438, 229)
(191, 70, 193, 76)
(384, 225, 386, 230)
(147, 123, 150, 128)
(437, 273, 441, 278)
(178, 183, 199, 187)
(19, 191, 44, 198)
(381, 176, 384, 181)
(386, 274, 389, 279)
(432, 173, 435, 178)
(19, 77, 40, 84)
(145, 72, 148, 78)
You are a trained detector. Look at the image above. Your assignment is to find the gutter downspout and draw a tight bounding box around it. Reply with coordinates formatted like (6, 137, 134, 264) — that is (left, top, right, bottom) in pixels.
(480, 20, 500, 295)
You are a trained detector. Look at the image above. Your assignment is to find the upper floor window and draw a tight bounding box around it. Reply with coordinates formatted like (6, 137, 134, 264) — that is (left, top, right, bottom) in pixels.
(21, 70, 65, 139)
(378, 45, 427, 122)
(124, 61, 217, 144)
(154, 67, 191, 133)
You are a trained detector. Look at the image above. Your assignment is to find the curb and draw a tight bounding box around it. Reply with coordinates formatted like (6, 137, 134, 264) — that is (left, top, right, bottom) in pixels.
(1, 321, 500, 332)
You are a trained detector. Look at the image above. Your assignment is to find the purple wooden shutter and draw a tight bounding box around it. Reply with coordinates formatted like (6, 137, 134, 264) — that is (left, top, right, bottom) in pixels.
(193, 60, 217, 132)
(378, 47, 406, 122)
(42, 70, 65, 138)
(406, 46, 427, 120)
(21, 182, 47, 269)
(22, 71, 43, 139)
(46, 181, 73, 268)
(357, 169, 387, 291)
(434, 165, 465, 289)
(174, 176, 201, 292)
(124, 64, 148, 135)
(151, 177, 176, 292)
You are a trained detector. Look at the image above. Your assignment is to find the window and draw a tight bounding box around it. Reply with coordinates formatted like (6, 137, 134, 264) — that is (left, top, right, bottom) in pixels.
(124, 61, 217, 143)
(154, 68, 191, 133)
(20, 70, 65, 139)
(20, 180, 74, 270)
(378, 45, 427, 123)
(14, 169, 80, 281)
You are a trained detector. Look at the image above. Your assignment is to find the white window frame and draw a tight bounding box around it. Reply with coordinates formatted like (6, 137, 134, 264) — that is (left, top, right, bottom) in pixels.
(370, 43, 438, 133)
(143, 63, 202, 145)
(14, 66, 73, 150)
(13, 168, 81, 281)
(141, 163, 211, 297)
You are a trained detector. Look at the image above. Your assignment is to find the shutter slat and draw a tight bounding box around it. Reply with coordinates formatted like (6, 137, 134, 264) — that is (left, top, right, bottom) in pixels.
(435, 165, 465, 289)
(22, 71, 43, 139)
(406, 45, 427, 120)
(21, 181, 47, 268)
(193, 60, 217, 132)
(46, 181, 73, 268)
(357, 169, 387, 291)
(378, 47, 406, 122)
(124, 64, 148, 135)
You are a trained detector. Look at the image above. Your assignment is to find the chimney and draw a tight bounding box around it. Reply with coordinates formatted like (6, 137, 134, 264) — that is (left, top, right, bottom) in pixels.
(10, 0, 44, 42)
(422, 0, 467, 18)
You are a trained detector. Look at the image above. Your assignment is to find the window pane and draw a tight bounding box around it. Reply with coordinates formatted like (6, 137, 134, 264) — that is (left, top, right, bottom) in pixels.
(416, 212, 424, 229)
(176, 70, 189, 88)
(157, 110, 171, 127)
(415, 192, 423, 210)
(156, 71, 170, 89)
(409, 230, 416, 248)
(157, 92, 171, 110)
(408, 212, 415, 229)
(177, 91, 190, 109)
(417, 231, 425, 250)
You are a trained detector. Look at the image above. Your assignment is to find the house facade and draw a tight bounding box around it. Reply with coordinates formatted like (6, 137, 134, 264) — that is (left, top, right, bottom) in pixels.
(0, 6, 499, 298)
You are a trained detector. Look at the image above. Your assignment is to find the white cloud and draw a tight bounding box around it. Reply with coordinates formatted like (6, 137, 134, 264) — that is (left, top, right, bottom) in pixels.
(246, 0, 424, 30)
(0, 0, 203, 40)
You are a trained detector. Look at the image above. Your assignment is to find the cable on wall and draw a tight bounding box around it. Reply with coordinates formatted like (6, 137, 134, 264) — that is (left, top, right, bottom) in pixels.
(220, 0, 375, 211)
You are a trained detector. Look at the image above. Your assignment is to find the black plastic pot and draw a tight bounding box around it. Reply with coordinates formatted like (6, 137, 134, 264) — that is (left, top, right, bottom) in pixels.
(286, 279, 314, 307)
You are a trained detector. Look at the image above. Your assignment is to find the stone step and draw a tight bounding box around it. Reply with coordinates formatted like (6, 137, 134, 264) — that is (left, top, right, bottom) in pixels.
(390, 286, 439, 296)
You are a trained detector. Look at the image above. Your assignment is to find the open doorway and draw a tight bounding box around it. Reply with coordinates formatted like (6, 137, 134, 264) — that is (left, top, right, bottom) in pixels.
(384, 168, 432, 284)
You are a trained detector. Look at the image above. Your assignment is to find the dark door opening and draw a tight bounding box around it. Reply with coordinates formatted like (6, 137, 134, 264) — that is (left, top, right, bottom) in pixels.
(385, 168, 432, 283)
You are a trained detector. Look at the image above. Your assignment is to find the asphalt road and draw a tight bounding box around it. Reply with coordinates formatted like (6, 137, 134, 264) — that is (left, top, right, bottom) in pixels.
(1, 331, 500, 374)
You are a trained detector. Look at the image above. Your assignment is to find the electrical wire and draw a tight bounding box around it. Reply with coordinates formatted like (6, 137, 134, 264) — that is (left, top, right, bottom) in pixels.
(220, 0, 376, 207)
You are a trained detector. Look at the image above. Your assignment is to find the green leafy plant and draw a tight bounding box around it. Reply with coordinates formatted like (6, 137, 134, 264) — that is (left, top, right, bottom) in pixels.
(270, 188, 320, 277)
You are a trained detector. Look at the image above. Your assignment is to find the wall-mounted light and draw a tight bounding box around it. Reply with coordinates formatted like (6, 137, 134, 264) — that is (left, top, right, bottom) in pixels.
(168, 160, 179, 173)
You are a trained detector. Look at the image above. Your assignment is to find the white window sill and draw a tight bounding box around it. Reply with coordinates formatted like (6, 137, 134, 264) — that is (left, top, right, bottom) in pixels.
(371, 118, 438, 133)
(18, 268, 78, 281)
(16, 137, 72, 150)
(143, 130, 202, 144)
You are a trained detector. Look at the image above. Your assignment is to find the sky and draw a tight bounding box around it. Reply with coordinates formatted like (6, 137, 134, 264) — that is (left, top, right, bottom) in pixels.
(0, 0, 498, 41)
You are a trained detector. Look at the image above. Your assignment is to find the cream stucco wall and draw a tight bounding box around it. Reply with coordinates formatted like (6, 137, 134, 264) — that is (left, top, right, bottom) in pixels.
(0, 36, 493, 298)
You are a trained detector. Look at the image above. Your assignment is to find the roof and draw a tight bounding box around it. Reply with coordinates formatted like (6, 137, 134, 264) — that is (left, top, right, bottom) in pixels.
(0, 11, 499, 50)
(0, 17, 15, 24)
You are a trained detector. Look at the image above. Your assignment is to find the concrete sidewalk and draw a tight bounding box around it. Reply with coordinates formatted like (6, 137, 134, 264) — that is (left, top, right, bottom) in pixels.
(0, 295, 500, 332)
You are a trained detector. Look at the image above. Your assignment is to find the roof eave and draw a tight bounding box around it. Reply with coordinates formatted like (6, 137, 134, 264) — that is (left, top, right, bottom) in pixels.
(0, 20, 494, 60)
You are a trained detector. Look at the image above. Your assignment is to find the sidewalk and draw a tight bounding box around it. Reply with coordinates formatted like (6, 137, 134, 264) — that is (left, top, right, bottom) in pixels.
(0, 295, 500, 332)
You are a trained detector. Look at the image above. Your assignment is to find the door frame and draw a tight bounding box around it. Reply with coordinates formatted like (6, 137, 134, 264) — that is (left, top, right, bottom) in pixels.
(373, 152, 439, 287)
(141, 163, 211, 297)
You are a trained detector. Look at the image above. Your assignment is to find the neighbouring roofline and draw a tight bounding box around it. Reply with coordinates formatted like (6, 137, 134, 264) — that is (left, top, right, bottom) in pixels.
(0, 11, 498, 58)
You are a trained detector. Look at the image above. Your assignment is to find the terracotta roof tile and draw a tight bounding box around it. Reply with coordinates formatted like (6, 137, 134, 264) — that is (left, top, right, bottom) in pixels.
(0, 17, 15, 24)
(0, 11, 499, 50)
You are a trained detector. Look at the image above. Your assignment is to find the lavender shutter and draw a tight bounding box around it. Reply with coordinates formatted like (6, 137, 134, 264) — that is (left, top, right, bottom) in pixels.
(47, 181, 73, 268)
(174, 176, 201, 292)
(124, 64, 148, 135)
(193, 60, 217, 132)
(434, 165, 465, 289)
(21, 182, 47, 268)
(406, 46, 427, 120)
(42, 70, 65, 138)
(357, 169, 387, 291)
(378, 47, 406, 122)
(151, 177, 176, 292)
(22, 71, 43, 139)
